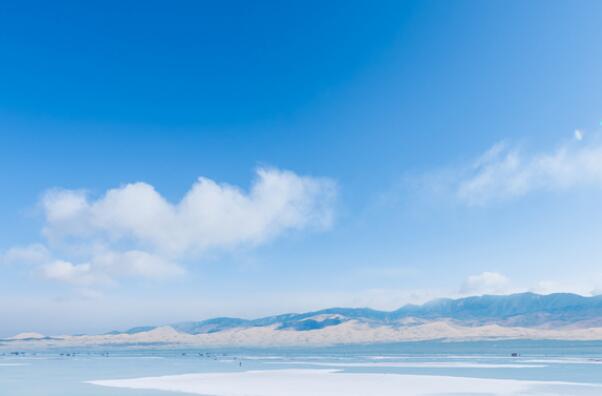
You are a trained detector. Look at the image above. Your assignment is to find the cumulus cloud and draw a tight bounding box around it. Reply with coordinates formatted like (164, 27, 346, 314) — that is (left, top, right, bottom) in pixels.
(42, 168, 335, 256)
(461, 272, 511, 295)
(457, 136, 602, 205)
(8, 167, 336, 287)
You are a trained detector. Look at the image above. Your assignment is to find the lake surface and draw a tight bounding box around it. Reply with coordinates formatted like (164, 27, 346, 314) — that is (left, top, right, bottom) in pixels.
(3, 341, 602, 395)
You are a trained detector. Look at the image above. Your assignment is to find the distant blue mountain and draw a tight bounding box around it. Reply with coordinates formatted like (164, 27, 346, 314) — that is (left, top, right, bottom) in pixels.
(392, 293, 602, 322)
(122, 292, 602, 335)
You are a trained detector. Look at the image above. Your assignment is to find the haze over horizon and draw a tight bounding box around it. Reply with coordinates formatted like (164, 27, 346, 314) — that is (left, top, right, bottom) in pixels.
(4, 290, 596, 338)
(2, 1, 602, 338)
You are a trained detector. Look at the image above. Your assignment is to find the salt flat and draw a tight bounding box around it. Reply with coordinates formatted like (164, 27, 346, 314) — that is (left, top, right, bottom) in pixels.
(89, 368, 600, 396)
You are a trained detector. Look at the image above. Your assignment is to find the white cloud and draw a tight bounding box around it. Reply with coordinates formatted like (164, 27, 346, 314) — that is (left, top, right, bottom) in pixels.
(10, 168, 335, 287)
(457, 136, 602, 205)
(40, 260, 106, 286)
(1, 244, 50, 265)
(38, 250, 182, 286)
(530, 279, 602, 296)
(530, 280, 566, 295)
(91, 249, 183, 279)
(460, 273, 602, 297)
(43, 189, 89, 224)
(42, 168, 336, 256)
(461, 272, 510, 295)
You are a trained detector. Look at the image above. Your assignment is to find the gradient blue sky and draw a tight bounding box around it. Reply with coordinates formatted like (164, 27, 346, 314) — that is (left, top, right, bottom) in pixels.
(1, 0, 602, 336)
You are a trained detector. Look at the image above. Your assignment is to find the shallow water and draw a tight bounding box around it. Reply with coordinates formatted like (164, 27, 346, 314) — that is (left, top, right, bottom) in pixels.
(2, 341, 602, 395)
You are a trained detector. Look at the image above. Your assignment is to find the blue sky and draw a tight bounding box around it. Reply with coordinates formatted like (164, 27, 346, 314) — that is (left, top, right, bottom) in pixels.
(1, 1, 602, 336)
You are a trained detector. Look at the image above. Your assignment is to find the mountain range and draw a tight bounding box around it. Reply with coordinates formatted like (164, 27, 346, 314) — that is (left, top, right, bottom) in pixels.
(162, 292, 602, 333)
(5, 292, 602, 348)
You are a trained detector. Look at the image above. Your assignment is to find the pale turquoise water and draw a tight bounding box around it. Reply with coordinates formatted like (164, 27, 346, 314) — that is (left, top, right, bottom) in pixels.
(2, 341, 602, 395)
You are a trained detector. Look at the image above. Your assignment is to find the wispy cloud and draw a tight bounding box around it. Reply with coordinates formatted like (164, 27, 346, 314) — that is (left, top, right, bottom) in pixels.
(457, 133, 602, 205)
(455, 130, 602, 205)
(529, 279, 602, 297)
(40, 260, 108, 286)
(1, 244, 51, 265)
(460, 272, 511, 295)
(4, 168, 336, 287)
(459, 271, 602, 297)
(38, 249, 183, 286)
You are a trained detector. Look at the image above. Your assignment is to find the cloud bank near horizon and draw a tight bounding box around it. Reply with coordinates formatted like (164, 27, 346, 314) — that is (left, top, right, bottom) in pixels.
(461, 272, 511, 295)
